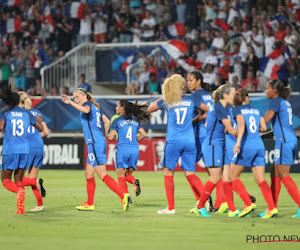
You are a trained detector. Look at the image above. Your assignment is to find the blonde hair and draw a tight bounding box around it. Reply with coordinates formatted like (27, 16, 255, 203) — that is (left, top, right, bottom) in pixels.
(212, 83, 233, 103)
(18, 91, 32, 110)
(162, 74, 185, 106)
(75, 88, 100, 110)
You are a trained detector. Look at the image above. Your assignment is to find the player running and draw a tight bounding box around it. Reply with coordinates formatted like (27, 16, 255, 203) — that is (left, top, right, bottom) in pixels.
(62, 88, 130, 212)
(0, 87, 43, 214)
(108, 99, 150, 200)
(18, 91, 49, 212)
(148, 74, 203, 215)
(231, 89, 278, 219)
(263, 80, 300, 218)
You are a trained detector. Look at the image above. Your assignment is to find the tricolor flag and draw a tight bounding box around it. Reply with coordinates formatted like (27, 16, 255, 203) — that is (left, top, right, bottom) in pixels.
(1, 18, 22, 35)
(64, 2, 85, 19)
(259, 49, 285, 79)
(2, 0, 22, 8)
(207, 19, 229, 32)
(26, 5, 36, 20)
(265, 14, 286, 29)
(164, 23, 185, 39)
(160, 40, 189, 59)
(177, 59, 203, 72)
(113, 12, 126, 31)
(288, 1, 300, 25)
(122, 51, 137, 71)
(235, 3, 249, 22)
(43, 6, 55, 33)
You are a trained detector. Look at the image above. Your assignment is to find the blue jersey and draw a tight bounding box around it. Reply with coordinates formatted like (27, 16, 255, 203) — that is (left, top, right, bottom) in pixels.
(110, 116, 142, 147)
(80, 101, 105, 145)
(206, 101, 228, 145)
(27, 108, 44, 149)
(233, 104, 264, 148)
(190, 89, 213, 138)
(225, 105, 237, 146)
(268, 97, 297, 143)
(157, 96, 196, 143)
(0, 107, 36, 155)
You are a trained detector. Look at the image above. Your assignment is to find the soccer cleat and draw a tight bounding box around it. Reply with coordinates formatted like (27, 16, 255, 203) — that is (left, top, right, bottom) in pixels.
(197, 207, 212, 217)
(217, 202, 228, 213)
(262, 208, 279, 219)
(189, 200, 200, 215)
(128, 196, 132, 204)
(293, 208, 300, 218)
(238, 203, 256, 218)
(76, 202, 95, 211)
(256, 210, 267, 217)
(30, 205, 45, 212)
(39, 178, 46, 198)
(208, 196, 214, 213)
(250, 195, 256, 203)
(157, 208, 175, 214)
(228, 209, 241, 218)
(15, 208, 25, 214)
(122, 193, 130, 212)
(134, 179, 141, 196)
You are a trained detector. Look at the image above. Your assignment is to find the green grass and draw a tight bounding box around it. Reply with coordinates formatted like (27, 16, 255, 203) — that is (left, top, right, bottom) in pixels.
(0, 171, 300, 250)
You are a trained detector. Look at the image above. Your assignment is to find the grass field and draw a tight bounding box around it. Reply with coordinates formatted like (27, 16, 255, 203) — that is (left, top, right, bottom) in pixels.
(0, 170, 300, 250)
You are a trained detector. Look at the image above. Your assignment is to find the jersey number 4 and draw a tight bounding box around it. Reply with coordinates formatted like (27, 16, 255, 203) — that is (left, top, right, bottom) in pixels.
(11, 119, 24, 136)
(126, 127, 133, 141)
(175, 107, 187, 125)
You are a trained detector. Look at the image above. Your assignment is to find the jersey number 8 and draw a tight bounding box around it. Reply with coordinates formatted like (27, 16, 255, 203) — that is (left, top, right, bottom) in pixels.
(249, 116, 257, 134)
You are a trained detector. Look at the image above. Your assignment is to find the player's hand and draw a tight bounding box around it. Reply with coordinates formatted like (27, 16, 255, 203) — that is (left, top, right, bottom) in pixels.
(61, 94, 71, 104)
(233, 144, 240, 154)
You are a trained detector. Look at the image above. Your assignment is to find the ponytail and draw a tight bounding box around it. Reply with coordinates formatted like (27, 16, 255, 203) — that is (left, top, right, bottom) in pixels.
(119, 99, 151, 125)
(75, 88, 100, 110)
(201, 82, 212, 93)
(234, 89, 248, 106)
(162, 74, 185, 106)
(18, 91, 32, 110)
(267, 79, 291, 100)
(212, 83, 232, 103)
(0, 86, 19, 107)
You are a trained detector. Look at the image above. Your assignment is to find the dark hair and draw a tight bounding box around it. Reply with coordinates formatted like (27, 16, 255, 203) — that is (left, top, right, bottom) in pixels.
(234, 89, 249, 106)
(267, 80, 291, 100)
(0, 86, 20, 107)
(189, 70, 212, 93)
(149, 72, 156, 78)
(119, 99, 151, 125)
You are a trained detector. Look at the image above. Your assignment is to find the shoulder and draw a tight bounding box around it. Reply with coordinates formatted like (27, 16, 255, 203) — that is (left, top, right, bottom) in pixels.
(83, 101, 92, 107)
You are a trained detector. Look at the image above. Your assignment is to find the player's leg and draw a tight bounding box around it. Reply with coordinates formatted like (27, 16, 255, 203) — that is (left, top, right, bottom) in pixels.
(14, 165, 26, 214)
(2, 169, 17, 193)
(252, 166, 278, 219)
(270, 163, 281, 207)
(28, 166, 44, 212)
(222, 164, 237, 216)
(116, 168, 129, 195)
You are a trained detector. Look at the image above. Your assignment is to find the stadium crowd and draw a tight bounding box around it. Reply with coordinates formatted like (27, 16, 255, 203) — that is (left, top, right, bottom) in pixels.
(0, 0, 300, 96)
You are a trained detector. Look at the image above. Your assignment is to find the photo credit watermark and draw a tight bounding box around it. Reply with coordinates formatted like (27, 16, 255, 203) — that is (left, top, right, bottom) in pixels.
(246, 235, 300, 243)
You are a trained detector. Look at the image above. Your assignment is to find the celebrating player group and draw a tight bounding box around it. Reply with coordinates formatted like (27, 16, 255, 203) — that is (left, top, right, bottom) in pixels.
(1, 71, 299, 219)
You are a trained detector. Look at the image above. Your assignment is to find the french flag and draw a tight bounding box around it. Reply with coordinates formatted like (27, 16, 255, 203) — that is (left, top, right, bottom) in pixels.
(1, 18, 22, 35)
(42, 6, 55, 33)
(2, 0, 22, 8)
(160, 40, 189, 59)
(177, 59, 203, 72)
(259, 49, 285, 79)
(265, 14, 286, 29)
(113, 12, 126, 31)
(207, 19, 229, 31)
(288, 1, 300, 25)
(164, 23, 185, 39)
(65, 2, 85, 19)
(26, 5, 36, 20)
(236, 3, 249, 22)
(122, 51, 137, 71)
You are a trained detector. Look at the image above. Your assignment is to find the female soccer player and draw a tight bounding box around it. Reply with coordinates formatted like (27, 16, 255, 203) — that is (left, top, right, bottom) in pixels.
(0, 87, 43, 214)
(61, 88, 130, 212)
(18, 91, 49, 212)
(108, 99, 150, 198)
(231, 89, 278, 218)
(148, 74, 203, 214)
(196, 84, 237, 217)
(264, 80, 300, 217)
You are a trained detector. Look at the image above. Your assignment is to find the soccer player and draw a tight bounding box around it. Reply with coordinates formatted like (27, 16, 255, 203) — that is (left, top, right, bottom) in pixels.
(264, 80, 300, 218)
(61, 88, 130, 212)
(230, 89, 278, 219)
(148, 74, 203, 215)
(108, 99, 150, 199)
(196, 84, 237, 217)
(18, 91, 49, 212)
(186, 71, 216, 213)
(0, 87, 43, 214)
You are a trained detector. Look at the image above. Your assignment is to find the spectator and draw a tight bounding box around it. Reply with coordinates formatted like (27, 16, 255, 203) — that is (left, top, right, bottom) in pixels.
(135, 63, 150, 94)
(197, 42, 210, 64)
(264, 27, 275, 56)
(51, 86, 60, 96)
(218, 59, 230, 82)
(10, 49, 26, 90)
(140, 10, 156, 42)
(55, 9, 72, 53)
(144, 72, 161, 94)
(153, 0, 167, 25)
(119, 5, 136, 43)
(284, 25, 297, 55)
(79, 6, 92, 44)
(229, 74, 240, 89)
(24, 48, 36, 90)
(78, 73, 91, 93)
(241, 70, 258, 92)
(243, 45, 259, 79)
(203, 64, 216, 88)
(0, 55, 11, 89)
(204, 47, 218, 69)
(247, 25, 264, 59)
(132, 22, 142, 43)
(274, 22, 286, 42)
(92, 5, 108, 44)
(204, 0, 218, 21)
(175, 0, 186, 23)
(211, 30, 225, 53)
(62, 86, 70, 95)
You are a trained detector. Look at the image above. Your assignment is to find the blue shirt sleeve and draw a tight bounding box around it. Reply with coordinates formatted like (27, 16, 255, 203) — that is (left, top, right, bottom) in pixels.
(110, 117, 119, 131)
(26, 110, 37, 126)
(157, 99, 165, 110)
(215, 102, 228, 120)
(269, 97, 281, 113)
(232, 106, 241, 118)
